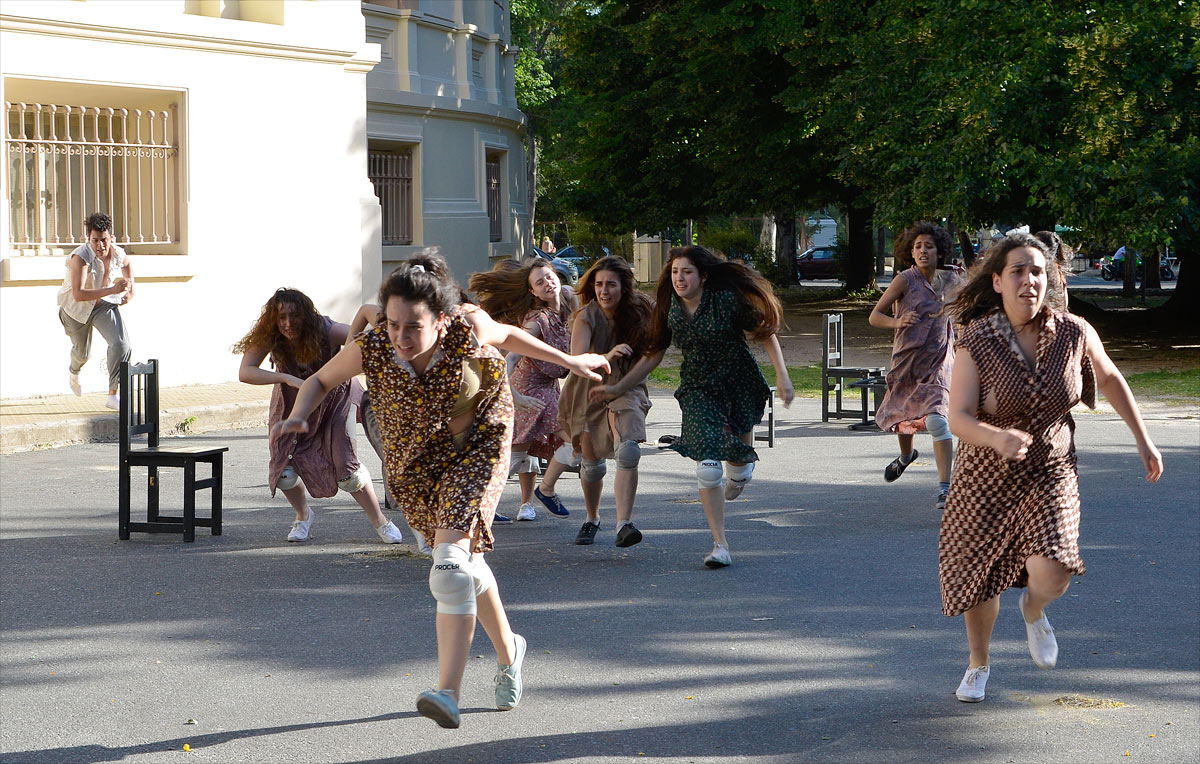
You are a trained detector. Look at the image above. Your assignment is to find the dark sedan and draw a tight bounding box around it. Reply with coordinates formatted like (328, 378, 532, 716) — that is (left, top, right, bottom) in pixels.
(795, 247, 842, 280)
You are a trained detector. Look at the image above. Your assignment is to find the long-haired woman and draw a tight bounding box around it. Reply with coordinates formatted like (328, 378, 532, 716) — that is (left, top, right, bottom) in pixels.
(594, 246, 794, 567)
(554, 256, 654, 546)
(469, 258, 579, 521)
(234, 288, 402, 544)
(869, 221, 965, 510)
(939, 234, 1162, 703)
(274, 252, 608, 728)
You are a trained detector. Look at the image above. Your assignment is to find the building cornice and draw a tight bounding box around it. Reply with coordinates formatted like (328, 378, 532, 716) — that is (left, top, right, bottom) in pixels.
(0, 15, 380, 72)
(368, 89, 527, 133)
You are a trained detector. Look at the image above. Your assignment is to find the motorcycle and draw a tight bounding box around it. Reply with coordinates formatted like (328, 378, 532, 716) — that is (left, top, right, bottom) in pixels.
(1099, 255, 1175, 282)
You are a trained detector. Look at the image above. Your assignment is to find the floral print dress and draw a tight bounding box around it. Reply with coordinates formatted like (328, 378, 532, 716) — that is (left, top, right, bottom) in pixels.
(667, 288, 770, 464)
(357, 305, 513, 554)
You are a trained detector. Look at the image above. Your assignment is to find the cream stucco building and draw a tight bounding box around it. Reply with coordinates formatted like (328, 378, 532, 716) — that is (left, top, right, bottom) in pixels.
(0, 0, 529, 400)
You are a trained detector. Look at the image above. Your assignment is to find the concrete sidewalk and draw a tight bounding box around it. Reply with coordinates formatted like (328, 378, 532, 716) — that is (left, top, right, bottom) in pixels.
(0, 382, 270, 454)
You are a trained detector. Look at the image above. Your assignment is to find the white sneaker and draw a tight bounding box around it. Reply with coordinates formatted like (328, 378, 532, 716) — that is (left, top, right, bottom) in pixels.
(703, 543, 731, 568)
(69, 372, 82, 396)
(1020, 591, 1058, 669)
(412, 530, 433, 556)
(956, 665, 990, 702)
(517, 503, 537, 521)
(105, 394, 120, 411)
(287, 511, 314, 542)
(376, 520, 404, 544)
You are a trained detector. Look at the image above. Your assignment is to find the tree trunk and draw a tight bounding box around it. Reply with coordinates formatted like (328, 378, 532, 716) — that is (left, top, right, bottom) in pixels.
(844, 203, 877, 292)
(1122, 250, 1137, 296)
(957, 229, 975, 269)
(1144, 250, 1162, 289)
(526, 120, 539, 248)
(759, 213, 776, 257)
(876, 225, 887, 276)
(775, 212, 798, 284)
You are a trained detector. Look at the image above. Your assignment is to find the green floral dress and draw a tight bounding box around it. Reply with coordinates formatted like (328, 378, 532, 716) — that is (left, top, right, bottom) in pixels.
(667, 288, 770, 463)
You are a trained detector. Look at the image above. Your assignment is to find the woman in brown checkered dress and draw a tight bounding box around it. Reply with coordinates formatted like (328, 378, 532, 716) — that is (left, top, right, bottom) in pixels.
(274, 252, 609, 729)
(940, 234, 1163, 703)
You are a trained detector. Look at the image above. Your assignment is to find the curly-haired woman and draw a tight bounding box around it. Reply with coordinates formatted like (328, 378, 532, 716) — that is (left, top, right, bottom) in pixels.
(234, 288, 402, 544)
(869, 221, 966, 510)
(274, 252, 609, 728)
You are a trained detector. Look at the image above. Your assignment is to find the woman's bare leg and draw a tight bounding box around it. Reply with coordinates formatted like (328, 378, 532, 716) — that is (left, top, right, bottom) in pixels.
(431, 529, 476, 701)
(350, 483, 387, 527)
(964, 596, 1000, 668)
(933, 438, 954, 484)
(578, 433, 603, 522)
(1023, 555, 1072, 621)
(281, 483, 309, 522)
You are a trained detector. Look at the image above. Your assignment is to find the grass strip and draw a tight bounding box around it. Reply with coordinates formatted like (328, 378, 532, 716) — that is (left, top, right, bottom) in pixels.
(648, 364, 825, 398)
(1124, 368, 1200, 403)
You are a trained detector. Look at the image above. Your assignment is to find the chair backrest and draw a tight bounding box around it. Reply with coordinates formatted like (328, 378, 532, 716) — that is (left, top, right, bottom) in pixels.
(119, 359, 161, 456)
(822, 313, 845, 370)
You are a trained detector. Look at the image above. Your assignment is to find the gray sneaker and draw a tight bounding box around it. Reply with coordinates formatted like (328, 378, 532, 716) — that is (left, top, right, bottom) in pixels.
(416, 689, 460, 728)
(495, 633, 527, 711)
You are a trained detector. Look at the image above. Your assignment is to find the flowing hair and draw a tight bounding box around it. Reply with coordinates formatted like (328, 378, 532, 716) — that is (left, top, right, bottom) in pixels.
(232, 288, 326, 368)
(892, 221, 955, 270)
(377, 247, 465, 319)
(647, 246, 783, 353)
(575, 256, 654, 356)
(468, 258, 561, 326)
(1034, 230, 1073, 312)
(947, 233, 1051, 324)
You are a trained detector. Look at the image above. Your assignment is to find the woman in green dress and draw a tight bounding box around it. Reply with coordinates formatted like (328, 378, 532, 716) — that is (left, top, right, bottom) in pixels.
(594, 246, 793, 567)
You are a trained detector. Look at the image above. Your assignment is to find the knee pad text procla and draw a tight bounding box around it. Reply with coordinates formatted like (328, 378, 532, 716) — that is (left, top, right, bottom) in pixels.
(725, 461, 753, 484)
(429, 544, 477, 615)
(696, 459, 724, 489)
(277, 466, 300, 491)
(580, 457, 607, 483)
(926, 413, 952, 442)
(615, 440, 641, 471)
(337, 464, 371, 494)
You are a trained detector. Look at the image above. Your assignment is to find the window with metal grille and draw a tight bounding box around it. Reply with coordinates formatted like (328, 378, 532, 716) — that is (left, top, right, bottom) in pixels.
(368, 147, 413, 246)
(5, 101, 180, 253)
(486, 155, 502, 243)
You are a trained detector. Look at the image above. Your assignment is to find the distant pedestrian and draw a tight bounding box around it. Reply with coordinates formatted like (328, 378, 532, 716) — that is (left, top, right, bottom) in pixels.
(540, 236, 556, 254)
(940, 234, 1163, 703)
(234, 288, 402, 545)
(596, 246, 793, 568)
(470, 258, 579, 521)
(869, 221, 965, 510)
(56, 212, 133, 409)
(557, 256, 654, 547)
(274, 252, 609, 728)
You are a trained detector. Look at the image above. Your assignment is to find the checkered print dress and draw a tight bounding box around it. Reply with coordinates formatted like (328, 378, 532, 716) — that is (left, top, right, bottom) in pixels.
(938, 309, 1096, 617)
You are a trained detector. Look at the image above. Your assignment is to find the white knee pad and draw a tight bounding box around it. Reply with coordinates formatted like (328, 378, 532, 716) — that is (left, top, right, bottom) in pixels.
(615, 440, 641, 471)
(277, 466, 300, 491)
(725, 461, 753, 484)
(696, 459, 724, 489)
(338, 464, 371, 493)
(429, 544, 477, 615)
(580, 457, 607, 483)
(508, 451, 539, 477)
(470, 553, 496, 597)
(926, 413, 952, 442)
(553, 442, 582, 468)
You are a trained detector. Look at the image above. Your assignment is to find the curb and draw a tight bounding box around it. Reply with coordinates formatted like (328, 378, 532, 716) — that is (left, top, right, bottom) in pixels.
(0, 400, 269, 454)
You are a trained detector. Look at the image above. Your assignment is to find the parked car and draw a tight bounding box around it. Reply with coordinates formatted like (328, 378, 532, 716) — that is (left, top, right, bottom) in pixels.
(554, 244, 608, 277)
(795, 246, 841, 280)
(532, 246, 579, 284)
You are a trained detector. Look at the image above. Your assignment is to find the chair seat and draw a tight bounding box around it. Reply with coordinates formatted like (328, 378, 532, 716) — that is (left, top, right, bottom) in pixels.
(127, 445, 228, 459)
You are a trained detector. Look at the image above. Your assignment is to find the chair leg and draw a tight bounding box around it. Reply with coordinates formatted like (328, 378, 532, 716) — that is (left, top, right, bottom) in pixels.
(183, 462, 196, 543)
(119, 461, 131, 541)
(148, 466, 160, 522)
(211, 456, 223, 537)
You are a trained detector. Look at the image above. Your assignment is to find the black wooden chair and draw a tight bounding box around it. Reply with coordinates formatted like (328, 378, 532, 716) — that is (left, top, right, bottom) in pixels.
(753, 386, 777, 448)
(822, 313, 886, 423)
(119, 360, 227, 542)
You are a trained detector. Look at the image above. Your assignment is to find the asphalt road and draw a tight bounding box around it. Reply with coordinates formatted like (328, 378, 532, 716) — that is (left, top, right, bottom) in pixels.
(1, 395, 1197, 763)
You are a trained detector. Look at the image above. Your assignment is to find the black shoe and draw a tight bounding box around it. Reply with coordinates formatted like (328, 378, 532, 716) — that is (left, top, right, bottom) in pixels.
(574, 521, 600, 545)
(614, 523, 643, 548)
(884, 449, 918, 482)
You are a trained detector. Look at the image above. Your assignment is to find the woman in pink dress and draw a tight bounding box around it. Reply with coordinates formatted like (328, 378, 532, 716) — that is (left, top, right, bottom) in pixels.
(869, 222, 965, 510)
(470, 259, 579, 521)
